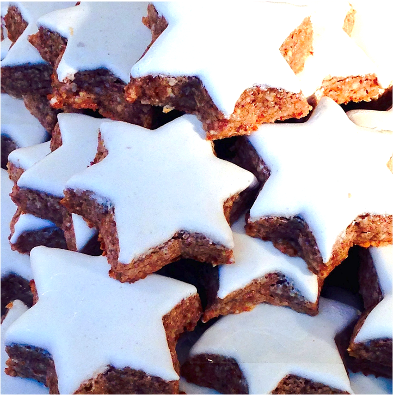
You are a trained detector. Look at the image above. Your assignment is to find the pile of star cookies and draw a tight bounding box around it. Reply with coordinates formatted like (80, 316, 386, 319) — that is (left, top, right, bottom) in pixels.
(1, 1, 392, 394)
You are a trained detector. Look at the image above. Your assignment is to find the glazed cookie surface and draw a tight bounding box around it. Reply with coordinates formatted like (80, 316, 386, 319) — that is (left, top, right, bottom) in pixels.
(64, 115, 256, 282)
(246, 97, 393, 277)
(5, 246, 201, 394)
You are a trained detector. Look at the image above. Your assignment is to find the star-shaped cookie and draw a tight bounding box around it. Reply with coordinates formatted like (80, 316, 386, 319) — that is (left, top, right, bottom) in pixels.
(295, 0, 386, 103)
(29, 2, 154, 126)
(2, 2, 71, 67)
(203, 215, 320, 321)
(1, 169, 34, 316)
(1, 94, 47, 141)
(348, 244, 392, 378)
(1, 169, 32, 281)
(64, 114, 256, 282)
(1, 2, 71, 98)
(182, 297, 357, 394)
(35, 2, 151, 83)
(5, 246, 201, 394)
(246, 97, 393, 277)
(128, 2, 311, 138)
(11, 113, 106, 251)
(1, 93, 49, 168)
(1, 300, 48, 395)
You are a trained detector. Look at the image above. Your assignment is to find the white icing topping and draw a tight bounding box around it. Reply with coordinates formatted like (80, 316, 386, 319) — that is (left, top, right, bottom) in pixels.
(1, 2, 72, 67)
(1, 300, 48, 395)
(349, 371, 393, 394)
(217, 216, 318, 303)
(180, 372, 393, 395)
(354, 294, 392, 343)
(131, 2, 308, 117)
(17, 113, 111, 197)
(349, 0, 393, 88)
(1, 169, 32, 279)
(347, 108, 393, 133)
(190, 297, 357, 393)
(248, 97, 393, 263)
(71, 213, 96, 251)
(1, 94, 49, 148)
(179, 378, 220, 395)
(0, 1, 12, 60)
(66, 114, 256, 264)
(369, 244, 393, 296)
(354, 244, 392, 343)
(272, 0, 351, 32)
(5, 246, 197, 394)
(1, 36, 11, 60)
(298, 25, 382, 98)
(10, 213, 55, 244)
(37, 2, 151, 83)
(8, 140, 51, 171)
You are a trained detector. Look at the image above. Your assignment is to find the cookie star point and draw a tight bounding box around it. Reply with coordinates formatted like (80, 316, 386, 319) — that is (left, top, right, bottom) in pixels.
(65, 115, 256, 281)
(5, 246, 199, 394)
(248, 97, 393, 269)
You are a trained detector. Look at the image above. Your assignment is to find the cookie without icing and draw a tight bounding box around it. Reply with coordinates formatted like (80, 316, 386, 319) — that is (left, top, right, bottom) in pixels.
(245, 97, 393, 278)
(4, 247, 201, 394)
(63, 114, 256, 283)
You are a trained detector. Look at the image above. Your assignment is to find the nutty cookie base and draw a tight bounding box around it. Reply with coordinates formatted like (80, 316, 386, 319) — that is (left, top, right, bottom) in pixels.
(125, 5, 311, 140)
(1, 274, 33, 317)
(5, 293, 202, 394)
(246, 213, 392, 278)
(29, 27, 154, 129)
(203, 271, 321, 322)
(347, 309, 392, 378)
(181, 354, 349, 394)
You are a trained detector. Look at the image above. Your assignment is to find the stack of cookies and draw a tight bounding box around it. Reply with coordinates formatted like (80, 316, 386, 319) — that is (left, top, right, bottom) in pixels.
(1, 1, 392, 394)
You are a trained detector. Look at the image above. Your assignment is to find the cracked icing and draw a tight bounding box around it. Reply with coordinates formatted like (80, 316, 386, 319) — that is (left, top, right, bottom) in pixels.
(248, 97, 393, 263)
(66, 114, 256, 264)
(131, 2, 308, 117)
(5, 246, 197, 394)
